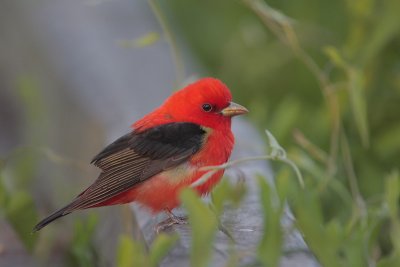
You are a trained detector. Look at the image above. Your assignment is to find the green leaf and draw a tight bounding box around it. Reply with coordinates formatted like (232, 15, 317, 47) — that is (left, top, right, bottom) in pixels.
(347, 68, 369, 147)
(69, 215, 99, 267)
(5, 190, 38, 250)
(180, 188, 218, 267)
(211, 179, 246, 217)
(293, 191, 342, 267)
(275, 168, 291, 202)
(117, 235, 148, 267)
(257, 176, 284, 267)
(357, 0, 400, 66)
(385, 171, 399, 220)
(118, 32, 161, 48)
(210, 179, 232, 217)
(325, 220, 343, 250)
(265, 131, 304, 187)
(342, 226, 369, 267)
(290, 148, 352, 205)
(117, 231, 177, 267)
(375, 125, 400, 158)
(267, 97, 301, 140)
(323, 46, 347, 69)
(378, 254, 400, 267)
(149, 233, 179, 267)
(0, 149, 39, 251)
(265, 130, 286, 159)
(384, 171, 400, 254)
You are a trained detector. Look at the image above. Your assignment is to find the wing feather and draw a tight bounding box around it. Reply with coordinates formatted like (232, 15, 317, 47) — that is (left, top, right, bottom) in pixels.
(65, 122, 206, 211)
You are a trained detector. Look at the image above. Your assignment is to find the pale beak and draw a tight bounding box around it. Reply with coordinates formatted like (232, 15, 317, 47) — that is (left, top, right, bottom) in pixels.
(220, 102, 249, 117)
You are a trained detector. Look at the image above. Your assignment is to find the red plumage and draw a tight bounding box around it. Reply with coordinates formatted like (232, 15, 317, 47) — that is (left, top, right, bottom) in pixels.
(33, 77, 248, 231)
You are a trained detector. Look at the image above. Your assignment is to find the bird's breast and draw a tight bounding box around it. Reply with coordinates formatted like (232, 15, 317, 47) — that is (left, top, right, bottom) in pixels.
(190, 126, 234, 167)
(133, 127, 234, 212)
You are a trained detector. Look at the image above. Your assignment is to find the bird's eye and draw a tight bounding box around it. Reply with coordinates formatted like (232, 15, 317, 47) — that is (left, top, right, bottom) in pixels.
(202, 103, 213, 112)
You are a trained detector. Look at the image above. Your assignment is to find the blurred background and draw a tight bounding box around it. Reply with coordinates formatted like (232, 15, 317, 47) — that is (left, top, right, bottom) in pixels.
(1, 0, 400, 266)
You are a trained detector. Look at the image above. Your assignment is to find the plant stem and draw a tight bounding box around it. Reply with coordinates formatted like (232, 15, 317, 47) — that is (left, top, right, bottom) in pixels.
(242, 0, 341, 177)
(194, 154, 304, 188)
(148, 0, 185, 86)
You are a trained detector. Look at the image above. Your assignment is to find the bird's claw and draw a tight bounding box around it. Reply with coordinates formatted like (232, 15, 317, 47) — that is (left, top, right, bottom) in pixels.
(155, 211, 188, 234)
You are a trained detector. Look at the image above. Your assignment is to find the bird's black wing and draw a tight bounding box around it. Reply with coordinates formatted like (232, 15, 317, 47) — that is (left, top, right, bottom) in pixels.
(33, 122, 205, 231)
(74, 122, 206, 209)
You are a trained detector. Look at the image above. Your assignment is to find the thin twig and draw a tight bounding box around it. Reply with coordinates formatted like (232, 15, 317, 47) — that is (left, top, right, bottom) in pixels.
(293, 129, 329, 164)
(200, 155, 274, 171)
(193, 154, 304, 188)
(148, 0, 185, 86)
(341, 131, 367, 221)
(0, 145, 91, 173)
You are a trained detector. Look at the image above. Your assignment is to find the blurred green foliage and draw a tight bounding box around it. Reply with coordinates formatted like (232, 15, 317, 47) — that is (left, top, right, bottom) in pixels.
(181, 188, 219, 267)
(256, 175, 285, 266)
(68, 215, 99, 267)
(0, 170, 38, 250)
(117, 32, 161, 48)
(2, 0, 400, 266)
(165, 0, 400, 194)
(162, 0, 400, 265)
(117, 235, 148, 267)
(0, 77, 46, 250)
(181, 177, 253, 267)
(116, 233, 178, 267)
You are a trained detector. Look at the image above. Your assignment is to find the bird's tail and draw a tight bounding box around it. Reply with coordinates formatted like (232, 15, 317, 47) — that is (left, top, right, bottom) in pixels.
(32, 186, 94, 232)
(32, 205, 72, 232)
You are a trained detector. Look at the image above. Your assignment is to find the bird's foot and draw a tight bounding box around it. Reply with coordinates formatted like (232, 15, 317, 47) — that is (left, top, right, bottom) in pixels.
(155, 210, 188, 234)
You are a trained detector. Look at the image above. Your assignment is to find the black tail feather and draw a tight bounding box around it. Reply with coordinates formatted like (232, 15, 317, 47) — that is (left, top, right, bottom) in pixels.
(32, 206, 71, 232)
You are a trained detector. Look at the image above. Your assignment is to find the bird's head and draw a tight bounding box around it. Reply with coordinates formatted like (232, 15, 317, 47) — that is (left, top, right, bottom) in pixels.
(134, 78, 248, 131)
(161, 78, 248, 130)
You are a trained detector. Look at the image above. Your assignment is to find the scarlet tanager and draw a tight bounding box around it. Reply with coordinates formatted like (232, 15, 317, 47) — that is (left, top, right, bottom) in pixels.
(33, 78, 248, 232)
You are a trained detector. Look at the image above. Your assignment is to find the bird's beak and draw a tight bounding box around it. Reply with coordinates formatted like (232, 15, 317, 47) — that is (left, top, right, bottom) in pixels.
(220, 102, 249, 117)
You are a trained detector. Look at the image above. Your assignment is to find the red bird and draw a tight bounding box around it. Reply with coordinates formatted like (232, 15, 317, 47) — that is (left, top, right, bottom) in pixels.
(33, 78, 248, 231)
